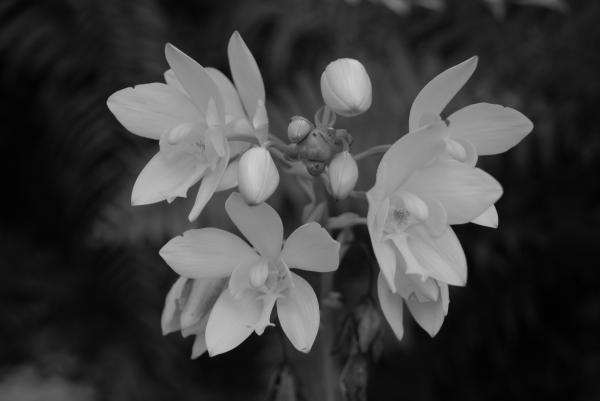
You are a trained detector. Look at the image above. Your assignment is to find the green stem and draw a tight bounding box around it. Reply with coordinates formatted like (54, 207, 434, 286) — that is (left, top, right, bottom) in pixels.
(353, 144, 391, 161)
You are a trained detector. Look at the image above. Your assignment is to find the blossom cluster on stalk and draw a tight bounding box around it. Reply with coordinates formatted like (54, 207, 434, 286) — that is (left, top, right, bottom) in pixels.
(107, 31, 532, 358)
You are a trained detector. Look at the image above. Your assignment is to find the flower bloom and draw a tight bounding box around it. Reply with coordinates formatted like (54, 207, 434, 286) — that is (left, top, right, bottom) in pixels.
(409, 56, 533, 227)
(367, 122, 502, 337)
(320, 58, 372, 117)
(159, 192, 340, 356)
(107, 32, 268, 221)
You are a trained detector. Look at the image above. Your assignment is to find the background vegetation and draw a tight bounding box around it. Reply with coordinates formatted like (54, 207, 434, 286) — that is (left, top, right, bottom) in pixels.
(1, 0, 598, 400)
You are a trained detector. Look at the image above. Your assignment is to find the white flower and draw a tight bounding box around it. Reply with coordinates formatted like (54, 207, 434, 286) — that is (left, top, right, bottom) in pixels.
(409, 56, 533, 227)
(107, 32, 268, 221)
(328, 151, 359, 200)
(159, 192, 340, 356)
(367, 123, 502, 337)
(320, 58, 372, 117)
(237, 146, 280, 205)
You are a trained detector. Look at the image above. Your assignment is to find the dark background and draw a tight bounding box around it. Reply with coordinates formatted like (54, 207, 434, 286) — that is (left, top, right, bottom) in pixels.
(1, 0, 599, 400)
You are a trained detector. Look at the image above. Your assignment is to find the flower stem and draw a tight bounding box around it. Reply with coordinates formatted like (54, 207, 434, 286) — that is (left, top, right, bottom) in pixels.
(353, 144, 391, 161)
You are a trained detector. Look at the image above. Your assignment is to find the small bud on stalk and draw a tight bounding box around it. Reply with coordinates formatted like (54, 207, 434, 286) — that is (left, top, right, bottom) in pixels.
(237, 147, 279, 205)
(328, 151, 359, 200)
(320, 58, 372, 117)
(287, 116, 314, 143)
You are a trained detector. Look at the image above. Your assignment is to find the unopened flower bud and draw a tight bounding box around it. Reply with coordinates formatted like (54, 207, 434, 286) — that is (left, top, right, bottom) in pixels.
(238, 147, 279, 205)
(287, 116, 313, 143)
(328, 151, 359, 200)
(320, 58, 372, 117)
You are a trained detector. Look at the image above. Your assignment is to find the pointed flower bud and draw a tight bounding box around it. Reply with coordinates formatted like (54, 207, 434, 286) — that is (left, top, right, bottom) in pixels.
(328, 151, 359, 200)
(238, 147, 280, 205)
(287, 116, 314, 143)
(320, 58, 372, 117)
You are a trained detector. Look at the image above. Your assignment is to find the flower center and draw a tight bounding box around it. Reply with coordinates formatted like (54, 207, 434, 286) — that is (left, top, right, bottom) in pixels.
(383, 192, 429, 235)
(250, 260, 292, 335)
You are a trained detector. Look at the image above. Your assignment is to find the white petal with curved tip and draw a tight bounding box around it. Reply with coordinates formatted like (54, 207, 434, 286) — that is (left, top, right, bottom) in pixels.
(107, 83, 200, 139)
(447, 103, 533, 155)
(225, 192, 283, 259)
(391, 233, 464, 286)
(180, 278, 227, 330)
(161, 276, 191, 335)
(164, 44, 223, 121)
(281, 222, 340, 272)
(227, 31, 265, 121)
(407, 225, 467, 286)
(205, 288, 262, 356)
(471, 205, 499, 228)
(159, 228, 259, 279)
(372, 240, 397, 293)
(131, 152, 207, 206)
(164, 69, 187, 94)
(404, 160, 503, 224)
(405, 282, 448, 337)
(205, 67, 247, 122)
(408, 56, 478, 131)
(191, 334, 208, 359)
(276, 273, 320, 353)
(215, 158, 239, 192)
(378, 122, 446, 197)
(377, 273, 404, 341)
(188, 146, 230, 221)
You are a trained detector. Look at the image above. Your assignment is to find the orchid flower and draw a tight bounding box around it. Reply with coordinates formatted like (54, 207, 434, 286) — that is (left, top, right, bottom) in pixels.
(159, 192, 340, 356)
(366, 122, 502, 337)
(408, 56, 533, 227)
(107, 32, 267, 221)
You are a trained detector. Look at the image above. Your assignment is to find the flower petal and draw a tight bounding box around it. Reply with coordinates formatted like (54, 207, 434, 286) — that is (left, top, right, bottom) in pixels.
(378, 122, 446, 196)
(131, 152, 207, 206)
(180, 278, 228, 330)
(471, 205, 499, 228)
(407, 225, 467, 286)
(188, 146, 230, 221)
(205, 67, 247, 123)
(225, 192, 283, 259)
(408, 57, 478, 131)
(205, 288, 262, 356)
(374, 239, 398, 293)
(191, 334, 208, 359)
(404, 160, 503, 224)
(215, 158, 239, 192)
(107, 83, 200, 139)
(159, 228, 259, 278)
(421, 197, 448, 236)
(164, 69, 186, 94)
(281, 222, 340, 272)
(447, 103, 533, 155)
(161, 276, 191, 335)
(164, 44, 224, 121)
(227, 31, 266, 121)
(390, 231, 464, 287)
(276, 272, 320, 353)
(377, 273, 404, 341)
(405, 282, 449, 337)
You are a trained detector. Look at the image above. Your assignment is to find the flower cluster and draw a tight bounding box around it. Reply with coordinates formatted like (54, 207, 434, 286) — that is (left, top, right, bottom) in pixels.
(369, 57, 532, 338)
(107, 31, 531, 358)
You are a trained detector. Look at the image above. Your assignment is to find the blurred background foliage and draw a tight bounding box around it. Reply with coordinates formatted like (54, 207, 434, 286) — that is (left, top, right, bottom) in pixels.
(1, 0, 599, 400)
